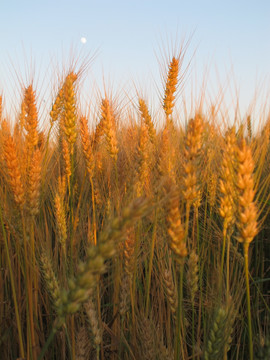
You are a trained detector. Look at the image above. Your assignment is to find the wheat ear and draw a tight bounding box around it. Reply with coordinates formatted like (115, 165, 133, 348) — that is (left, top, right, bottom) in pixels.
(163, 56, 179, 127)
(27, 148, 42, 216)
(163, 268, 178, 320)
(183, 114, 204, 210)
(63, 72, 78, 155)
(136, 123, 150, 196)
(100, 98, 118, 162)
(138, 98, 156, 143)
(79, 116, 94, 180)
(84, 292, 102, 348)
(3, 134, 25, 207)
(204, 306, 234, 360)
(166, 182, 187, 262)
(24, 84, 39, 150)
(39, 251, 61, 309)
(54, 197, 151, 329)
(54, 192, 67, 256)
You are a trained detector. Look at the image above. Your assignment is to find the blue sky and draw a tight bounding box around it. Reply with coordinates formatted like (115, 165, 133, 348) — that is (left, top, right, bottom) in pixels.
(0, 0, 270, 125)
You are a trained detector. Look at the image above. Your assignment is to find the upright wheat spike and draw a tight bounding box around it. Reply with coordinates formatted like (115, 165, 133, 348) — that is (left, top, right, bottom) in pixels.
(63, 72, 78, 155)
(119, 274, 131, 316)
(236, 138, 258, 360)
(158, 126, 176, 183)
(218, 126, 238, 298)
(27, 148, 42, 216)
(163, 56, 179, 126)
(76, 326, 90, 360)
(3, 134, 25, 207)
(100, 98, 118, 162)
(123, 231, 136, 278)
(54, 193, 67, 256)
(62, 137, 72, 184)
(236, 139, 258, 245)
(39, 251, 61, 309)
(84, 292, 102, 348)
(166, 182, 187, 262)
(138, 315, 156, 360)
(219, 127, 238, 235)
(183, 114, 204, 211)
(187, 250, 199, 304)
(93, 115, 105, 148)
(24, 84, 39, 151)
(136, 123, 150, 196)
(50, 84, 64, 124)
(163, 269, 178, 319)
(58, 174, 67, 199)
(138, 98, 156, 143)
(79, 116, 94, 180)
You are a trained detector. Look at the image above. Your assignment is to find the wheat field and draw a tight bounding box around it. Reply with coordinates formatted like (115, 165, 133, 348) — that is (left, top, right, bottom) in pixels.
(0, 51, 269, 360)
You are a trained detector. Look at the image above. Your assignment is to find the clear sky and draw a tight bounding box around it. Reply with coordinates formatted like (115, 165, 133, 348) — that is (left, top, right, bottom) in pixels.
(0, 0, 270, 125)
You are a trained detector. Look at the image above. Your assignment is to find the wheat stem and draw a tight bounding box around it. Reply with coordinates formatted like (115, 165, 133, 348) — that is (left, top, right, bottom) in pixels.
(38, 327, 57, 360)
(220, 230, 226, 293)
(175, 262, 185, 360)
(145, 208, 157, 315)
(0, 205, 25, 358)
(244, 243, 253, 360)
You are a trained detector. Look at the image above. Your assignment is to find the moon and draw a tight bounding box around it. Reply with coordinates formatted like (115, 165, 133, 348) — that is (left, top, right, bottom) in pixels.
(80, 37, 87, 44)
